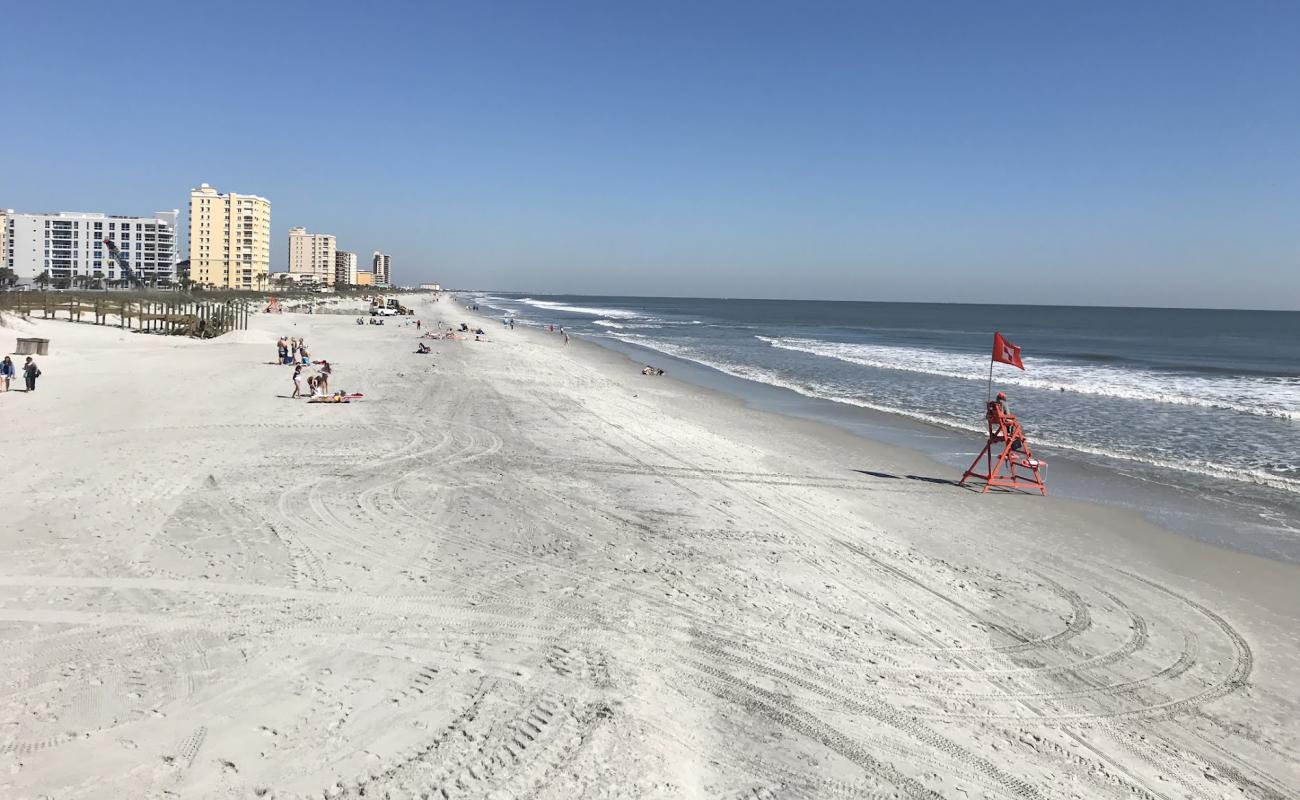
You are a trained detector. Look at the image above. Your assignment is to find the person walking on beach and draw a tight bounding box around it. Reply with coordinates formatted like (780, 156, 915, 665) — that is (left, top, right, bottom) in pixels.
(291, 365, 304, 398)
(318, 361, 331, 394)
(509, 319, 515, 330)
(23, 357, 40, 392)
(0, 356, 14, 392)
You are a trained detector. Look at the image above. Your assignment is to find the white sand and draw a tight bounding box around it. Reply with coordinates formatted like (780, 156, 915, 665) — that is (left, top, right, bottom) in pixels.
(1, 298, 1297, 799)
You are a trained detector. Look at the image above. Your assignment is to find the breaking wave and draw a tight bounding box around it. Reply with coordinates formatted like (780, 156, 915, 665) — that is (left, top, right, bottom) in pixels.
(756, 336, 1300, 421)
(609, 332, 1300, 496)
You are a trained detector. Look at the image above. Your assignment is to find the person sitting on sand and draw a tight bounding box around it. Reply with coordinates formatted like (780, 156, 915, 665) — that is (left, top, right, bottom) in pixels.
(416, 342, 431, 353)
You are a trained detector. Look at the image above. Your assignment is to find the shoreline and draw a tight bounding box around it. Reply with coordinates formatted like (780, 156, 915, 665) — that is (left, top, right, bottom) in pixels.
(452, 297, 1300, 602)
(466, 295, 1300, 565)
(2, 298, 1298, 797)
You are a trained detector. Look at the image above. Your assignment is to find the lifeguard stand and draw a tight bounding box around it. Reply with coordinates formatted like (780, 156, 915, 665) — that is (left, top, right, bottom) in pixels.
(959, 399, 1047, 495)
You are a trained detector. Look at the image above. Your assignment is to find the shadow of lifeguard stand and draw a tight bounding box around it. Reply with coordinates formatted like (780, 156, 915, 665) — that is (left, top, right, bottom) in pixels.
(959, 399, 1047, 495)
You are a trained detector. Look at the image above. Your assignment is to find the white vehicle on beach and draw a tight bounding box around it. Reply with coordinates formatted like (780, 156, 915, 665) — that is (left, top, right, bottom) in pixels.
(371, 306, 398, 316)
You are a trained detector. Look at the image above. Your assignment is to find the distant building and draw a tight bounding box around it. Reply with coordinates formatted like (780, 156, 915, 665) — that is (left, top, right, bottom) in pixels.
(5, 209, 178, 285)
(419, 283, 441, 291)
(288, 226, 336, 286)
(334, 250, 358, 286)
(355, 271, 375, 287)
(272, 271, 331, 291)
(0, 208, 8, 280)
(189, 183, 270, 290)
(372, 251, 391, 287)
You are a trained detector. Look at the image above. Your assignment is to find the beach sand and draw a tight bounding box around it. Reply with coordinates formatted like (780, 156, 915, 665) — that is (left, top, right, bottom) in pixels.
(1, 298, 1297, 799)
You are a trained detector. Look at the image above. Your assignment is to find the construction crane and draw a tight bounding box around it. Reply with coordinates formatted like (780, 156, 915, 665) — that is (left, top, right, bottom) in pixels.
(101, 238, 144, 289)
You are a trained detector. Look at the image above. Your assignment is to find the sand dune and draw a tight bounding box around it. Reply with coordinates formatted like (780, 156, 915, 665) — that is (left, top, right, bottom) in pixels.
(1, 298, 1297, 799)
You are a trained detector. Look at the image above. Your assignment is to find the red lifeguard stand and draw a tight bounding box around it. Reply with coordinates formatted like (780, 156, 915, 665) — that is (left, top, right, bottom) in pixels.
(959, 397, 1047, 495)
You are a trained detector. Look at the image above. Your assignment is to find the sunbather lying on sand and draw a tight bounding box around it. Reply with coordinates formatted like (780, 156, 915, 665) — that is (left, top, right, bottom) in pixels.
(308, 391, 364, 404)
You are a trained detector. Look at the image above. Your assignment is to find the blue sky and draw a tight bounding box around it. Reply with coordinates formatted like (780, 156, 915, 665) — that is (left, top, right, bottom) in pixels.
(3, 1, 1298, 308)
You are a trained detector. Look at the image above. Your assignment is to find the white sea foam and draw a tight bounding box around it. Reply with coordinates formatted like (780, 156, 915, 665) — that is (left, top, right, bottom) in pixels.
(756, 336, 1300, 421)
(608, 332, 1300, 496)
(518, 298, 644, 319)
(594, 319, 664, 330)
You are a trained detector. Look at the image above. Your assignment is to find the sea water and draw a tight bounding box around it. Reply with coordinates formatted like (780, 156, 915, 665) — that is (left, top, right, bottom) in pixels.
(467, 294, 1300, 561)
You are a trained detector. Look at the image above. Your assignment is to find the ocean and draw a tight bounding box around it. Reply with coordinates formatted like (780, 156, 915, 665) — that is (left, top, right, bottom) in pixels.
(465, 293, 1300, 561)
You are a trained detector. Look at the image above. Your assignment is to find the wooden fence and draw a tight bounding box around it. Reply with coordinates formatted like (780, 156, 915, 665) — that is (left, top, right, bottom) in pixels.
(0, 293, 251, 338)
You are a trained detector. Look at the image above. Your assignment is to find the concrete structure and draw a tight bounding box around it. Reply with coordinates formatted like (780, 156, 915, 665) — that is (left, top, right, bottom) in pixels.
(419, 283, 442, 291)
(288, 227, 336, 286)
(372, 251, 392, 287)
(188, 183, 271, 290)
(355, 271, 375, 287)
(335, 250, 359, 286)
(5, 210, 178, 286)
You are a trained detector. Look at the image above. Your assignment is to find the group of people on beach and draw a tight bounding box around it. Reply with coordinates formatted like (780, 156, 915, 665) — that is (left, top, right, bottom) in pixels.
(0, 356, 41, 392)
(291, 362, 333, 399)
(276, 336, 335, 400)
(278, 337, 311, 366)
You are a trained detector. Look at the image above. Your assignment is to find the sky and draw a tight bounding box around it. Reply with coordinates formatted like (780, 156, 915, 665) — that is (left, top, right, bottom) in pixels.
(3, 1, 1299, 309)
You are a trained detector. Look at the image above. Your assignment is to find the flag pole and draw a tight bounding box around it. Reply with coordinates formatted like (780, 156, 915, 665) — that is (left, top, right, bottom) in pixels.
(987, 355, 994, 402)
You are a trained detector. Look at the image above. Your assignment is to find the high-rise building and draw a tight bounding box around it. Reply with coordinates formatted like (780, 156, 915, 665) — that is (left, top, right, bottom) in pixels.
(5, 210, 178, 285)
(334, 250, 359, 286)
(288, 227, 336, 286)
(372, 251, 392, 287)
(188, 183, 271, 289)
(0, 208, 9, 278)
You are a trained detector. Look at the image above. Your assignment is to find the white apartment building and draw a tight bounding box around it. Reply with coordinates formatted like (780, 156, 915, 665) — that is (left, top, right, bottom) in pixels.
(0, 209, 8, 278)
(335, 250, 358, 286)
(188, 184, 271, 290)
(5, 210, 178, 285)
(288, 227, 336, 286)
(372, 251, 392, 287)
(0, 209, 8, 275)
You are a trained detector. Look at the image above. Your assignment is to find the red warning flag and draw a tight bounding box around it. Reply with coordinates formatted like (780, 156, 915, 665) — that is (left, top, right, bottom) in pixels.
(992, 332, 1025, 370)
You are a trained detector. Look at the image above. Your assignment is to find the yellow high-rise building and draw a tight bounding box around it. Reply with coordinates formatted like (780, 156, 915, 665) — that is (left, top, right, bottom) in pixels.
(188, 183, 271, 290)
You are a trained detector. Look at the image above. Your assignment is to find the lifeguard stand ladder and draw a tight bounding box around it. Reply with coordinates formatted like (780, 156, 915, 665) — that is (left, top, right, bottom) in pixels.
(959, 401, 1047, 495)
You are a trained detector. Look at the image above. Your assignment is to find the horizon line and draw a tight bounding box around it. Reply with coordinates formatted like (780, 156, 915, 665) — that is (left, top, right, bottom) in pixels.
(442, 290, 1298, 314)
